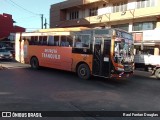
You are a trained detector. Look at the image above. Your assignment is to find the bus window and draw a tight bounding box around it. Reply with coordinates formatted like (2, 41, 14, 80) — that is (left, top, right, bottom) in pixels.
(61, 36, 67, 46)
(60, 36, 72, 47)
(74, 35, 90, 48)
(39, 36, 43, 45)
(67, 36, 73, 47)
(75, 35, 82, 48)
(54, 36, 59, 46)
(26, 36, 33, 45)
(22, 36, 30, 42)
(48, 36, 59, 46)
(30, 36, 34, 45)
(31, 36, 38, 45)
(38, 36, 48, 45)
(24, 36, 31, 45)
(43, 36, 48, 45)
(48, 36, 54, 46)
(82, 35, 90, 47)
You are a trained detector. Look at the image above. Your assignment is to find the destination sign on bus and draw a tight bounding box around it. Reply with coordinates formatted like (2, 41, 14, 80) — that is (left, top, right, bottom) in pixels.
(42, 49, 60, 59)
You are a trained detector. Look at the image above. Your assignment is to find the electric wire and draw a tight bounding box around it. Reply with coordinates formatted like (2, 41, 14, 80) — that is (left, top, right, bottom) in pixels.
(3, 0, 47, 30)
(7, 0, 40, 15)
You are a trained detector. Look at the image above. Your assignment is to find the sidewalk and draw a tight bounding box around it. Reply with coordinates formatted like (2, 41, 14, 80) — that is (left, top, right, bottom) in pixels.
(0, 61, 30, 69)
(0, 64, 6, 70)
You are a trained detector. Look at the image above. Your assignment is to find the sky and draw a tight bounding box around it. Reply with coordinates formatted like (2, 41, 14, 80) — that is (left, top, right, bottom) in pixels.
(0, 0, 64, 31)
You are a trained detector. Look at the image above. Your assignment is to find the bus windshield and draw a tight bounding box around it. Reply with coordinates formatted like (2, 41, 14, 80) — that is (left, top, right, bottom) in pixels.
(114, 38, 134, 64)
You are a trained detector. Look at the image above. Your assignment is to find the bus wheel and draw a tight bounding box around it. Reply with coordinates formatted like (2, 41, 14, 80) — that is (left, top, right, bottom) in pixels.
(155, 68, 160, 79)
(77, 64, 91, 80)
(30, 57, 39, 69)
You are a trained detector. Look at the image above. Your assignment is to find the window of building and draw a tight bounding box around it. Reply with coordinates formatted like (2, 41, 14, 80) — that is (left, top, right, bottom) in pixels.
(136, 0, 155, 9)
(103, 4, 106, 7)
(135, 45, 154, 55)
(89, 7, 98, 16)
(143, 46, 154, 55)
(133, 21, 156, 31)
(69, 11, 79, 20)
(112, 24, 129, 31)
(112, 2, 127, 13)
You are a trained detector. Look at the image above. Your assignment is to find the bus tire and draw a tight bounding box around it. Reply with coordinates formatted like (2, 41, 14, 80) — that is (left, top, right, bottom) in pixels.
(30, 57, 39, 69)
(77, 64, 91, 80)
(155, 68, 160, 79)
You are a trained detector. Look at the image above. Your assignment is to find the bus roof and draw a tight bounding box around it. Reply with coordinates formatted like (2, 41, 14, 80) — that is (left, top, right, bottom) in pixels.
(36, 27, 90, 32)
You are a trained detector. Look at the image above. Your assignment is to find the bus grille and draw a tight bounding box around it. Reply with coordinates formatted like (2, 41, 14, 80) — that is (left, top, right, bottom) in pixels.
(124, 65, 132, 72)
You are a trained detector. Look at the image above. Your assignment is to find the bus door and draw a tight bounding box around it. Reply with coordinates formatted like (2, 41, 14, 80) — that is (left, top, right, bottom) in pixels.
(92, 37, 111, 77)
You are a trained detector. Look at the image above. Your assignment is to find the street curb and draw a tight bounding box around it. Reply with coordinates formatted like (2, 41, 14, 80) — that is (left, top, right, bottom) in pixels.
(0, 65, 7, 70)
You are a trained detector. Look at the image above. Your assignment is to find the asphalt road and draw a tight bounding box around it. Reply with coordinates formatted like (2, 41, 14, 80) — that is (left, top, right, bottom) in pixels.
(0, 61, 160, 120)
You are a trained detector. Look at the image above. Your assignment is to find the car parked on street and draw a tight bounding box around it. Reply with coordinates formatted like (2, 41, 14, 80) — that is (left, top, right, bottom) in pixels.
(0, 48, 13, 60)
(5, 47, 15, 58)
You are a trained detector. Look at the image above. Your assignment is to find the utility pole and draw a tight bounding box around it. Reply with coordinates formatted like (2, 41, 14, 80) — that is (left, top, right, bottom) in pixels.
(44, 18, 47, 29)
(41, 14, 44, 29)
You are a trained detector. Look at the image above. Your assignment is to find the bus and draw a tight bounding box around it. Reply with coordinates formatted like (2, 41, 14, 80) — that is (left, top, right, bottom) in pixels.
(15, 27, 134, 80)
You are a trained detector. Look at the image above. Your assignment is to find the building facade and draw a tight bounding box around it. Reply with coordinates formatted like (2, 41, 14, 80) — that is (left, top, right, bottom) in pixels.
(0, 13, 25, 39)
(50, 0, 160, 56)
(0, 13, 25, 47)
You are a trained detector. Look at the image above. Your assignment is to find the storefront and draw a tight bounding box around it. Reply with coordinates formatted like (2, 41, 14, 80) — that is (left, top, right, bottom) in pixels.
(133, 30, 160, 56)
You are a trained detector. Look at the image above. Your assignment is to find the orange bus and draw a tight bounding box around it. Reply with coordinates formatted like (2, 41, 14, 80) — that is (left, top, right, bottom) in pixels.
(15, 27, 134, 80)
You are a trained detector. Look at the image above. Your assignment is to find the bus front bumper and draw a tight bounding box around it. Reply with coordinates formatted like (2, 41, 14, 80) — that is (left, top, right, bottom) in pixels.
(111, 71, 133, 79)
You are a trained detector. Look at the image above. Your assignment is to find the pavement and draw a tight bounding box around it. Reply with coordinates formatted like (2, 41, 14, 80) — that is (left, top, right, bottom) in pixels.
(0, 64, 6, 70)
(0, 61, 30, 69)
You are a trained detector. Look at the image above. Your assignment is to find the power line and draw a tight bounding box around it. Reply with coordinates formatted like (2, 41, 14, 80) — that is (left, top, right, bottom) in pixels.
(4, 0, 48, 29)
(7, 0, 40, 15)
(15, 15, 38, 20)
(5, 0, 46, 29)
